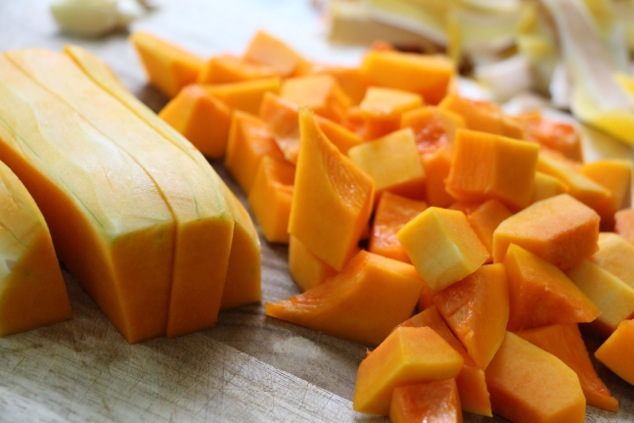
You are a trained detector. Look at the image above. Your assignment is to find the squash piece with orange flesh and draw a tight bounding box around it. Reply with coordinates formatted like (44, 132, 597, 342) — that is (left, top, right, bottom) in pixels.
(581, 159, 632, 230)
(65, 45, 262, 317)
(311, 64, 371, 105)
(390, 379, 462, 423)
(513, 111, 584, 162)
(615, 208, 634, 244)
(348, 128, 425, 202)
(401, 307, 492, 417)
(492, 193, 600, 270)
(397, 207, 488, 292)
(439, 94, 524, 139)
(130, 31, 204, 98)
(567, 259, 634, 337)
(158, 84, 232, 158)
(517, 323, 618, 411)
(401, 106, 465, 156)
(361, 50, 455, 105)
(466, 199, 513, 257)
(368, 192, 427, 263)
(205, 77, 281, 116)
(353, 325, 464, 416)
(591, 232, 634, 288)
(280, 74, 351, 123)
(198, 53, 278, 84)
(422, 148, 456, 208)
(247, 155, 294, 244)
(288, 109, 374, 271)
(357, 87, 424, 139)
(243, 30, 309, 77)
(595, 319, 634, 385)
(504, 243, 600, 331)
(446, 129, 539, 210)
(433, 263, 510, 370)
(265, 250, 423, 346)
(0, 161, 72, 336)
(288, 236, 337, 292)
(485, 331, 586, 423)
(224, 111, 285, 194)
(530, 171, 569, 204)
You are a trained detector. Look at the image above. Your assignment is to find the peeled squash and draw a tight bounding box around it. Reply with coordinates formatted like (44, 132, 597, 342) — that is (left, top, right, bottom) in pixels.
(0, 47, 261, 343)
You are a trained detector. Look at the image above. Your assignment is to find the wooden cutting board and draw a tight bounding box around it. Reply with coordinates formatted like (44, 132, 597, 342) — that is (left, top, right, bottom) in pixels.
(0, 1, 632, 422)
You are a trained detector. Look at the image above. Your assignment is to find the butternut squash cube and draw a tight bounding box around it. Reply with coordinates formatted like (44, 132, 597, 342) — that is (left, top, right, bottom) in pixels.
(198, 53, 278, 84)
(265, 250, 424, 346)
(348, 128, 425, 201)
(397, 207, 488, 291)
(243, 30, 308, 77)
(247, 155, 294, 244)
(158, 84, 232, 158)
(204, 77, 281, 116)
(280, 74, 351, 123)
(353, 325, 464, 416)
(358, 87, 424, 139)
(492, 193, 600, 270)
(485, 331, 586, 423)
(446, 129, 539, 210)
(591, 232, 634, 288)
(288, 236, 337, 292)
(595, 319, 634, 385)
(400, 105, 465, 156)
(0, 161, 72, 336)
(422, 147, 455, 207)
(130, 31, 204, 98)
(288, 109, 374, 271)
(581, 158, 632, 229)
(361, 50, 455, 104)
(530, 171, 569, 204)
(466, 199, 513, 257)
(389, 379, 462, 423)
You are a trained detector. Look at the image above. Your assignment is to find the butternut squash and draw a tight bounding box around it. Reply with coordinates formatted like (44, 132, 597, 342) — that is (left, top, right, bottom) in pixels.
(357, 87, 423, 139)
(389, 379, 462, 423)
(287, 236, 337, 292)
(198, 53, 278, 84)
(280, 74, 350, 123)
(0, 161, 72, 336)
(595, 319, 634, 385)
(243, 30, 309, 77)
(591, 232, 634, 288)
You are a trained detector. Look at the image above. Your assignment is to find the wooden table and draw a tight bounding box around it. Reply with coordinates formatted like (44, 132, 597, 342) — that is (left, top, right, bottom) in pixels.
(0, 1, 632, 422)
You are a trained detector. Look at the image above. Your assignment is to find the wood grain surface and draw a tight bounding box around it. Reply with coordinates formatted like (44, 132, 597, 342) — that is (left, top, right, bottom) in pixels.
(0, 1, 633, 422)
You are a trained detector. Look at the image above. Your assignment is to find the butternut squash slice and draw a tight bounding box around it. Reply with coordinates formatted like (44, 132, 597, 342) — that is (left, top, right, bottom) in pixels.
(595, 319, 634, 385)
(389, 379, 462, 423)
(0, 161, 72, 336)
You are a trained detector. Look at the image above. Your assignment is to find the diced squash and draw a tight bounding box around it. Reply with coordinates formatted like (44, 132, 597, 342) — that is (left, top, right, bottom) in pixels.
(401, 306, 492, 417)
(65, 45, 262, 314)
(421, 147, 455, 207)
(224, 110, 285, 194)
(567, 259, 634, 337)
(265, 250, 424, 346)
(397, 207, 488, 291)
(311, 64, 370, 105)
(0, 161, 72, 336)
(513, 111, 584, 162)
(287, 109, 374, 271)
(439, 94, 525, 139)
(198, 53, 278, 84)
(389, 380, 462, 423)
(130, 31, 204, 98)
(158, 84, 232, 158)
(581, 159, 633, 229)
(517, 323, 618, 411)
(594, 319, 634, 385)
(503, 244, 600, 331)
(368, 192, 427, 263)
(288, 236, 337, 292)
(466, 199, 513, 257)
(348, 128, 425, 201)
(243, 30, 309, 77)
(247, 155, 294, 244)
(591, 232, 634, 288)
(615, 208, 634, 244)
(280, 74, 351, 123)
(204, 77, 281, 116)
(446, 129, 539, 210)
(361, 50, 455, 104)
(400, 105, 465, 156)
(353, 325, 464, 416)
(492, 193, 600, 270)
(530, 170, 569, 204)
(357, 87, 424, 139)
(433, 263, 510, 370)
(485, 331, 586, 423)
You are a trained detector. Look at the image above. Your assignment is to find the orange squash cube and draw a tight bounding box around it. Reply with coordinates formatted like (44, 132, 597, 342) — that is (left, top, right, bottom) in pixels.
(280, 74, 351, 123)
(288, 236, 337, 292)
(401, 105, 465, 155)
(198, 53, 278, 84)
(130, 31, 204, 98)
(581, 159, 632, 229)
(492, 193, 600, 270)
(348, 128, 425, 201)
(530, 171, 569, 204)
(158, 84, 232, 158)
(422, 147, 455, 207)
(485, 332, 586, 423)
(266, 250, 424, 347)
(390, 379, 462, 423)
(615, 208, 634, 244)
(397, 207, 488, 291)
(204, 77, 281, 116)
(357, 87, 424, 139)
(288, 109, 374, 271)
(446, 129, 539, 210)
(595, 319, 634, 385)
(361, 50, 455, 104)
(513, 111, 584, 162)
(353, 325, 464, 416)
(591, 232, 634, 288)
(247, 156, 294, 244)
(466, 199, 513, 257)
(243, 30, 309, 77)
